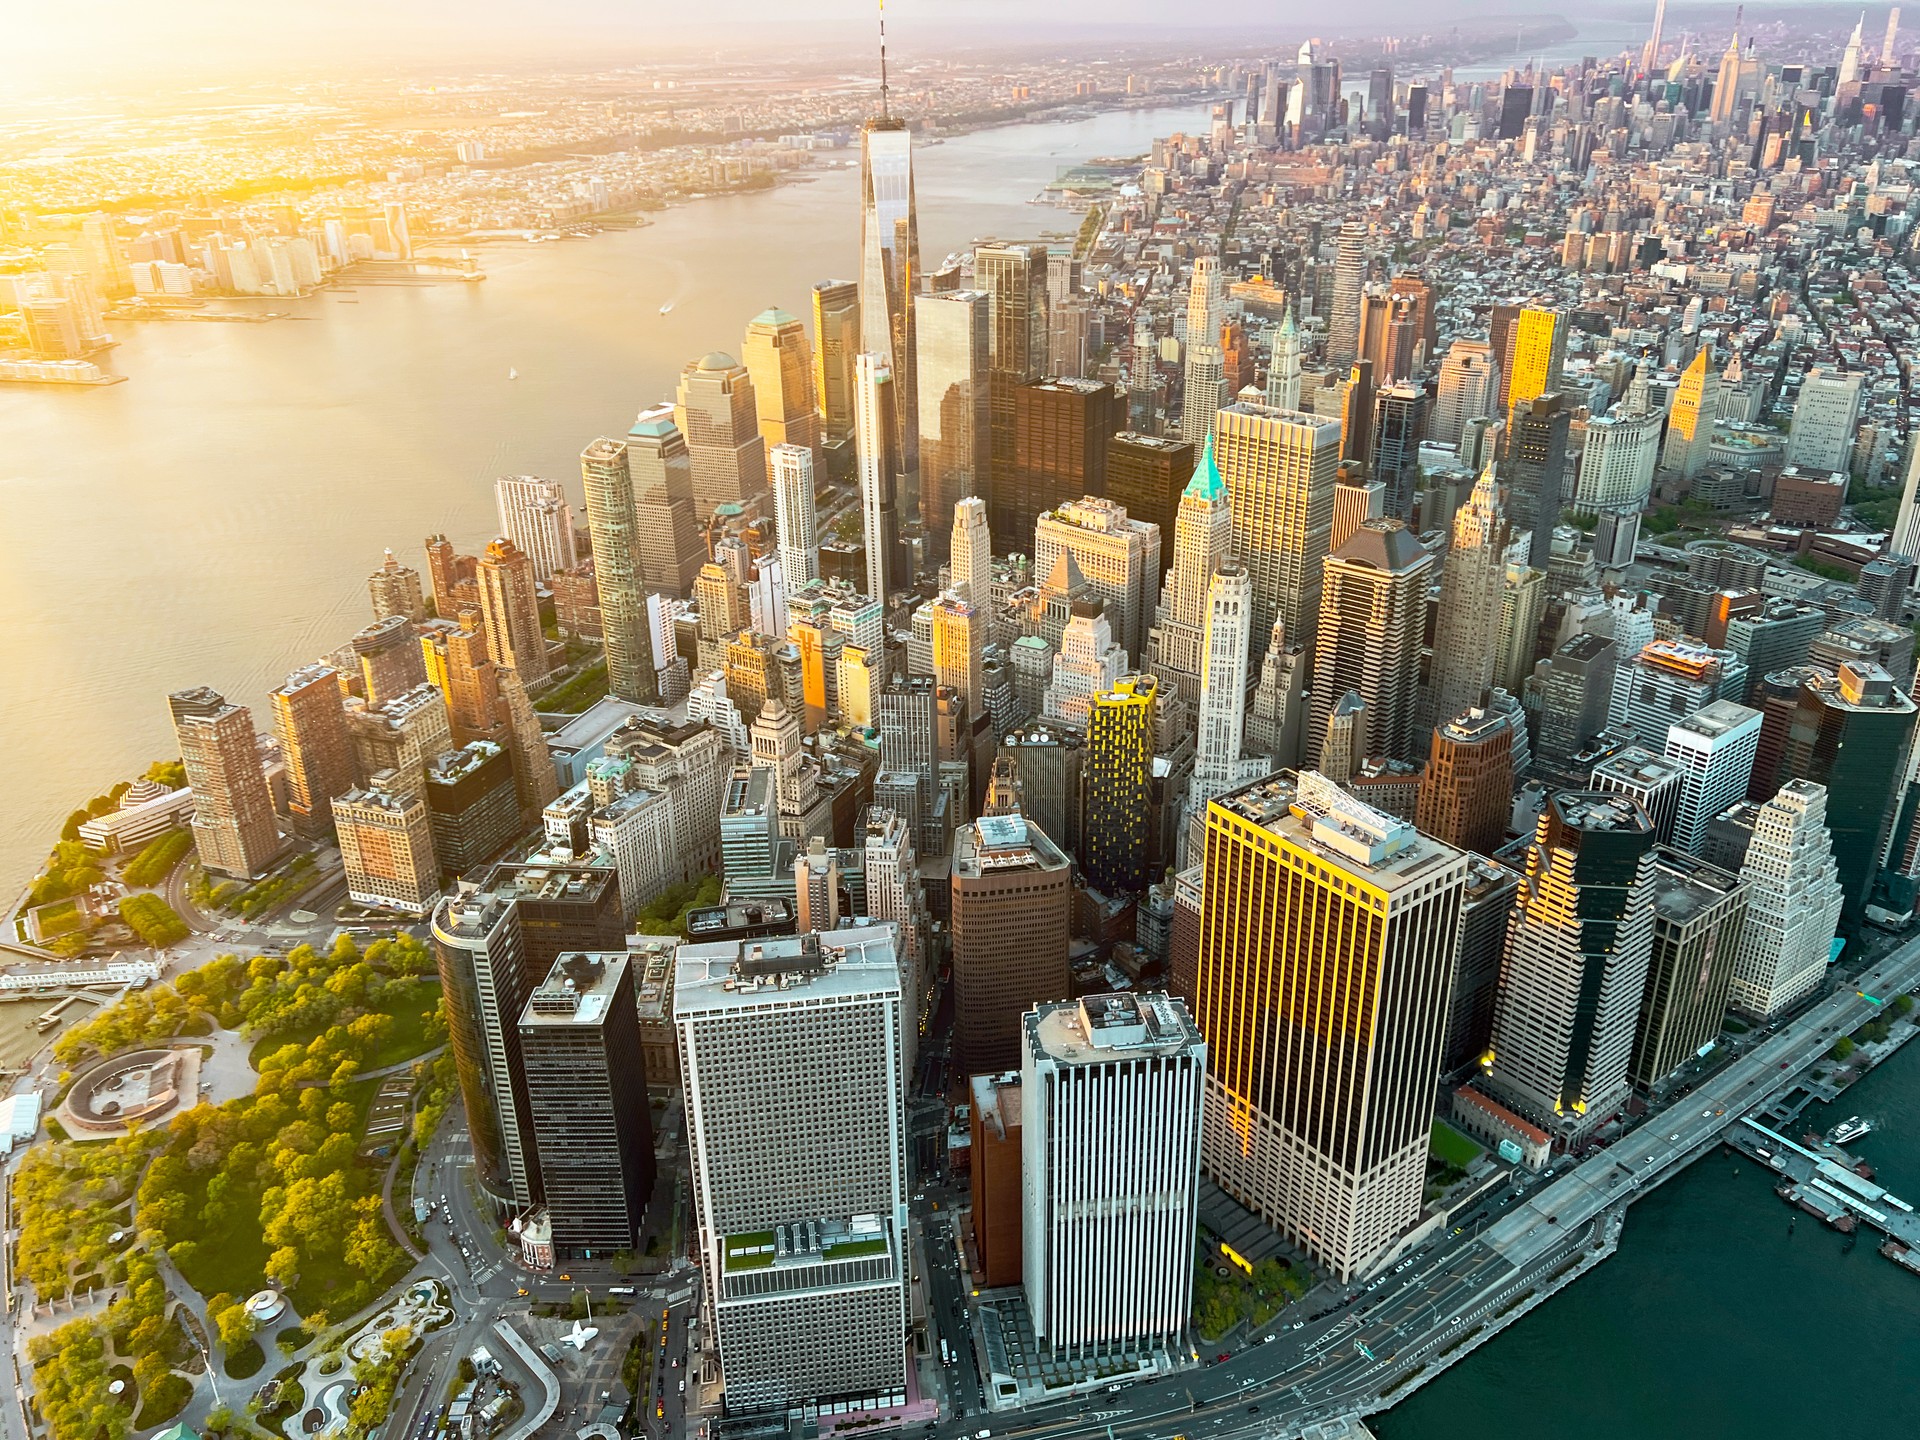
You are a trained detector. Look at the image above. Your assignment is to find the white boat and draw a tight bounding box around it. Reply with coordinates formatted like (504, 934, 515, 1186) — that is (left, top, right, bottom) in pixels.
(659, 302, 674, 316)
(1827, 1116, 1873, 1145)
(508, 367, 518, 380)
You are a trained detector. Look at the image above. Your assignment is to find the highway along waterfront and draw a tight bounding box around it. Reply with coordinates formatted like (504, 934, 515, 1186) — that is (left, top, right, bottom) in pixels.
(1378, 988, 1920, 1440)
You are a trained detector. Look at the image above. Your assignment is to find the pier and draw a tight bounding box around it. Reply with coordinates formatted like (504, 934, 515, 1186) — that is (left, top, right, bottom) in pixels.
(1728, 1118, 1920, 1272)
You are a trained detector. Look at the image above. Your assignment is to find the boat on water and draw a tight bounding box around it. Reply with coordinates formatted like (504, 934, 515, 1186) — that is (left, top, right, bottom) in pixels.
(659, 302, 675, 316)
(508, 368, 518, 381)
(1827, 1116, 1874, 1145)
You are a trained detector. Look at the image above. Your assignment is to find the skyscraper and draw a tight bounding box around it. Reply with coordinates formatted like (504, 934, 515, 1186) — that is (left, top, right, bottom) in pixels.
(812, 279, 861, 446)
(1213, 399, 1342, 652)
(916, 289, 991, 563)
(519, 952, 655, 1259)
(771, 443, 820, 588)
(494, 476, 577, 582)
(1785, 368, 1865, 473)
(859, 74, 921, 482)
(476, 538, 550, 685)
(929, 593, 985, 718)
(1032, 497, 1162, 664)
(1008, 378, 1123, 557)
(334, 776, 439, 917)
(1425, 468, 1510, 729)
(1431, 338, 1499, 450)
(949, 494, 993, 605)
(1486, 791, 1658, 1143)
(430, 888, 539, 1208)
(1504, 393, 1571, 570)
(742, 307, 820, 460)
(1195, 772, 1469, 1280)
(1265, 309, 1301, 412)
(580, 437, 658, 705)
(1505, 308, 1567, 410)
(168, 687, 279, 879)
(1192, 566, 1253, 807)
(951, 812, 1072, 1075)
(1181, 256, 1224, 445)
(1660, 347, 1721, 479)
(1782, 662, 1919, 936)
(1633, 851, 1748, 1093)
(1729, 779, 1845, 1018)
(626, 404, 706, 598)
(1418, 706, 1516, 856)
(367, 549, 427, 623)
(675, 928, 907, 1411)
(1082, 675, 1158, 895)
(271, 664, 358, 839)
(1326, 222, 1368, 367)
(1662, 700, 1762, 855)
(676, 352, 767, 514)
(1104, 434, 1193, 583)
(353, 614, 429, 708)
(1146, 437, 1233, 708)
(1572, 408, 1662, 515)
(1021, 994, 1204, 1358)
(854, 352, 903, 603)
(976, 242, 1050, 549)
(1310, 520, 1435, 766)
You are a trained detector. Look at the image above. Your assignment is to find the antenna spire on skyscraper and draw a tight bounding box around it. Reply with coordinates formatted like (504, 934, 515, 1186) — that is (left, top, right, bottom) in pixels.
(879, 0, 891, 122)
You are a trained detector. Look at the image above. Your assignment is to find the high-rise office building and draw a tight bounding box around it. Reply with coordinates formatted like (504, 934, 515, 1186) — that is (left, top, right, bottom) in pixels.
(580, 437, 658, 705)
(494, 476, 577, 582)
(476, 538, 550, 685)
(951, 813, 1073, 1075)
(1247, 616, 1306, 767)
(422, 610, 504, 746)
(520, 952, 655, 1258)
(854, 352, 903, 602)
(1662, 700, 1762, 855)
(742, 308, 820, 460)
(1632, 851, 1748, 1092)
(1147, 437, 1235, 704)
(976, 242, 1050, 550)
(1033, 497, 1161, 664)
(916, 289, 991, 562)
(1431, 339, 1499, 449)
(1181, 256, 1225, 446)
(430, 888, 540, 1208)
(1370, 383, 1425, 516)
(1572, 408, 1662, 516)
(1195, 772, 1469, 1280)
(1486, 792, 1657, 1143)
(1504, 308, 1567, 411)
(676, 352, 767, 514)
(949, 495, 993, 608)
(1310, 520, 1434, 766)
(1504, 393, 1570, 570)
(1660, 347, 1721, 479)
(169, 687, 279, 879)
(859, 93, 921, 477)
(1007, 378, 1123, 557)
(1105, 435, 1193, 583)
(1728, 779, 1845, 1018)
(676, 929, 907, 1411)
(771, 443, 820, 589)
(812, 279, 862, 447)
(1192, 566, 1253, 809)
(1418, 706, 1515, 856)
(334, 775, 439, 917)
(929, 593, 985, 718)
(1426, 468, 1510, 729)
(1782, 662, 1919, 936)
(1536, 633, 1618, 765)
(1021, 994, 1204, 1358)
(1590, 747, 1685, 845)
(368, 549, 427, 624)
(1082, 676, 1158, 895)
(1214, 399, 1342, 652)
(1608, 639, 1748, 746)
(424, 741, 519, 877)
(626, 404, 706, 598)
(970, 1072, 1024, 1288)
(1785, 368, 1866, 473)
(1265, 310, 1302, 413)
(272, 663, 357, 838)
(1444, 857, 1523, 1077)
(1326, 223, 1368, 367)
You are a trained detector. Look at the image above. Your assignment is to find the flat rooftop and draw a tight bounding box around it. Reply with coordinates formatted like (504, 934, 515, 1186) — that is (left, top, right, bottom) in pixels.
(1211, 770, 1467, 891)
(523, 952, 627, 1027)
(1025, 993, 1201, 1067)
(1668, 699, 1761, 741)
(1651, 849, 1745, 923)
(674, 923, 899, 1018)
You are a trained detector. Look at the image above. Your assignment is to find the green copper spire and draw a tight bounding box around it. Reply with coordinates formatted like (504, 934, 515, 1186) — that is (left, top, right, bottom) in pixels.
(1185, 431, 1226, 503)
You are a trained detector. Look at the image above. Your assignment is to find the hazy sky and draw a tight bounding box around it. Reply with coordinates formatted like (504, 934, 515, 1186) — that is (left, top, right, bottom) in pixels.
(0, 2, 1879, 96)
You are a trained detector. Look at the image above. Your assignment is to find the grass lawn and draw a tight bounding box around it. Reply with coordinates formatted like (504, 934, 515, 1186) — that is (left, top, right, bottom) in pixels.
(1430, 1120, 1482, 1169)
(226, 1337, 266, 1380)
(248, 980, 440, 1072)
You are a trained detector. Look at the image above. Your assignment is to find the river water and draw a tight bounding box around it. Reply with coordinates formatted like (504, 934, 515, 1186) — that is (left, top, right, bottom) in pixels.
(0, 100, 1209, 891)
